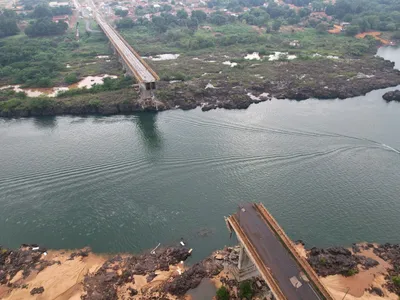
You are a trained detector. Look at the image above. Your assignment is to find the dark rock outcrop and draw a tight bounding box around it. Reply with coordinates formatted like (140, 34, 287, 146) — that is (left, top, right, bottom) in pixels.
(307, 247, 359, 277)
(383, 90, 400, 102)
(30, 286, 44, 295)
(374, 243, 400, 295)
(82, 247, 192, 300)
(369, 286, 384, 297)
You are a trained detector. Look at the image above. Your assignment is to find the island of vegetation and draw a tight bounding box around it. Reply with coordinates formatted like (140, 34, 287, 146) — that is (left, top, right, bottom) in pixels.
(0, 0, 400, 117)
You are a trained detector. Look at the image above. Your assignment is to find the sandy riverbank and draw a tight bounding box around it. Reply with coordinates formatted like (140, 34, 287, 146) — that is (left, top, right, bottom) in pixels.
(1, 242, 399, 299)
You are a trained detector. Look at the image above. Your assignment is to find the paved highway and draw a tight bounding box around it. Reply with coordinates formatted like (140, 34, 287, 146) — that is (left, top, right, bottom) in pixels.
(235, 203, 323, 300)
(95, 14, 156, 83)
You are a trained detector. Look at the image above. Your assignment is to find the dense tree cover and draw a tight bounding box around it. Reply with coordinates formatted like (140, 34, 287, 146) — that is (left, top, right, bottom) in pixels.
(116, 17, 135, 28)
(0, 9, 19, 38)
(326, 0, 400, 33)
(25, 18, 68, 37)
(51, 6, 73, 16)
(114, 9, 128, 17)
(239, 8, 270, 26)
(32, 4, 73, 18)
(283, 0, 311, 6)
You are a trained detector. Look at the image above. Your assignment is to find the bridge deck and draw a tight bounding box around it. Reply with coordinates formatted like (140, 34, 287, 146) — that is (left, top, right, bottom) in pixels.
(95, 14, 156, 83)
(228, 203, 333, 300)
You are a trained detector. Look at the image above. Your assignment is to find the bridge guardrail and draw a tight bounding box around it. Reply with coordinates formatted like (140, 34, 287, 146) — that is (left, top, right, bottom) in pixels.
(227, 216, 287, 300)
(254, 203, 334, 300)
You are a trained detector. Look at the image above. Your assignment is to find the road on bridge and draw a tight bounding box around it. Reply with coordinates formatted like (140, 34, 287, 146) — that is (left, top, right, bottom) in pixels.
(95, 14, 156, 83)
(234, 203, 324, 300)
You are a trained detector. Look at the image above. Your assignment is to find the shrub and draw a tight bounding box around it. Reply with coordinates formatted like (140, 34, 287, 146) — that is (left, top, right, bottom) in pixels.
(344, 268, 359, 277)
(393, 276, 400, 287)
(216, 286, 230, 300)
(239, 281, 253, 299)
(65, 73, 79, 85)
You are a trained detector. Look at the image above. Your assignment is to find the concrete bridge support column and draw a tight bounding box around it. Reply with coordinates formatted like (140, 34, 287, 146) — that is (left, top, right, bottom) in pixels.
(237, 243, 260, 282)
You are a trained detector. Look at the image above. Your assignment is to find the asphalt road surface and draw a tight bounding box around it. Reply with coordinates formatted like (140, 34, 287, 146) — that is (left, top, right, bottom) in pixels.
(96, 14, 156, 83)
(235, 203, 323, 300)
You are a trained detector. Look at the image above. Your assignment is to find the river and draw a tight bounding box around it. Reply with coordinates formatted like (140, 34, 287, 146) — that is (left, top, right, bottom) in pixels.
(0, 47, 400, 261)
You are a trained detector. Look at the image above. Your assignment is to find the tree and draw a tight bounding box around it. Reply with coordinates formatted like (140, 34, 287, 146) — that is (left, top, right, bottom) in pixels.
(272, 19, 281, 31)
(64, 73, 79, 84)
(177, 9, 188, 20)
(114, 9, 128, 17)
(216, 286, 230, 300)
(0, 10, 19, 37)
(345, 24, 360, 36)
(51, 6, 73, 16)
(116, 17, 134, 28)
(33, 4, 52, 18)
(239, 281, 253, 300)
(316, 22, 328, 33)
(209, 12, 228, 25)
(392, 31, 400, 40)
(25, 18, 68, 37)
(191, 10, 207, 23)
(298, 7, 311, 18)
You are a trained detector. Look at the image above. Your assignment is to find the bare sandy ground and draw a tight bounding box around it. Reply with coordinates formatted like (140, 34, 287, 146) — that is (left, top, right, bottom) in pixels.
(1, 250, 107, 300)
(297, 243, 398, 300)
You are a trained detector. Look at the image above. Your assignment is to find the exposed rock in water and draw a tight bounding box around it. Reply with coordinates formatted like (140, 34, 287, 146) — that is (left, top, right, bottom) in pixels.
(383, 90, 400, 102)
(164, 255, 223, 296)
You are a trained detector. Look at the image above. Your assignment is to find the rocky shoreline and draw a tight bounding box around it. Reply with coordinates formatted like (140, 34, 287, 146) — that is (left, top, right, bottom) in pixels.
(1, 57, 400, 118)
(1, 242, 400, 299)
(383, 90, 400, 102)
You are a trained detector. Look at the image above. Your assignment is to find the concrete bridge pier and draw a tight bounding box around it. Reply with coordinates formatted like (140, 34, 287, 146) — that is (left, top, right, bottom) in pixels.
(234, 244, 261, 282)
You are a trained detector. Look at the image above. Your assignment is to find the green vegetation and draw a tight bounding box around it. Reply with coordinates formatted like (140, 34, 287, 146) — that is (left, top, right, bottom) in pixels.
(344, 268, 359, 277)
(393, 276, 400, 287)
(0, 21, 121, 88)
(326, 0, 400, 33)
(115, 9, 128, 17)
(216, 286, 230, 300)
(0, 88, 139, 114)
(319, 257, 327, 265)
(239, 281, 253, 299)
(0, 9, 19, 38)
(25, 18, 68, 37)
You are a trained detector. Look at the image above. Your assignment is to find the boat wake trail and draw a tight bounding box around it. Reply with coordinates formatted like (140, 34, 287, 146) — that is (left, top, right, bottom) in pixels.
(381, 144, 400, 154)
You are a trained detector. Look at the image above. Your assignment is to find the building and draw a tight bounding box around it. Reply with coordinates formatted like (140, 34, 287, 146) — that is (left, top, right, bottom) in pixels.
(52, 14, 70, 26)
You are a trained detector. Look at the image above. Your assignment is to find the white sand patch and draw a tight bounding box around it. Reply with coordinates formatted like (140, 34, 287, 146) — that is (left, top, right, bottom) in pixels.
(150, 54, 180, 61)
(96, 55, 110, 59)
(327, 55, 339, 59)
(244, 52, 261, 60)
(268, 52, 297, 61)
(205, 83, 216, 89)
(222, 61, 237, 67)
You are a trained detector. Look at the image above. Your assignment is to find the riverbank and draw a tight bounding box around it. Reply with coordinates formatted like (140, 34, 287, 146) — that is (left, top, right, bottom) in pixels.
(1, 55, 400, 118)
(1, 242, 399, 299)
